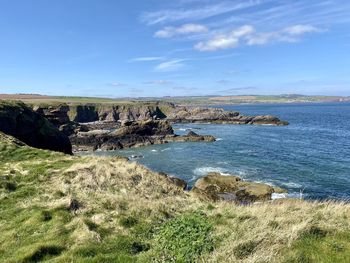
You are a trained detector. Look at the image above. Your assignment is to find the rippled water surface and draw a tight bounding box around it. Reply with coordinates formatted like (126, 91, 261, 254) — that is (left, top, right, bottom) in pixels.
(92, 103, 350, 200)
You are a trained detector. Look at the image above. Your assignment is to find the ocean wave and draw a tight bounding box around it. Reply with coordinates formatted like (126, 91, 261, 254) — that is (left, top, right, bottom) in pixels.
(151, 149, 157, 152)
(282, 182, 303, 188)
(215, 138, 223, 141)
(193, 167, 229, 176)
(161, 148, 171, 152)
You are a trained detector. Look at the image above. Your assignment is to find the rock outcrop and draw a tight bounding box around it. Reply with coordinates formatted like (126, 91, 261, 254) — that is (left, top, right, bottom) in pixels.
(167, 106, 289, 126)
(29, 102, 287, 152)
(0, 101, 72, 154)
(70, 120, 215, 152)
(191, 172, 287, 203)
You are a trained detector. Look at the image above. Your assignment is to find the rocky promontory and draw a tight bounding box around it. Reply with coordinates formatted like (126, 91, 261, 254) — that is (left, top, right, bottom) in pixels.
(167, 106, 289, 125)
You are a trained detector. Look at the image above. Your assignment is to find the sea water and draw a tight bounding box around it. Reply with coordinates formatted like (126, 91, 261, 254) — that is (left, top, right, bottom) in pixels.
(92, 103, 350, 200)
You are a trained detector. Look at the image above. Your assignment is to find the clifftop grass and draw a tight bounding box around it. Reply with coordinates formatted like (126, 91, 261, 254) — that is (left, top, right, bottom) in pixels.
(1, 132, 350, 262)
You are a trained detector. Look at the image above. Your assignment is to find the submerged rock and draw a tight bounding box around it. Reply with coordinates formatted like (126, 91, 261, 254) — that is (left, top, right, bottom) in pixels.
(191, 172, 286, 203)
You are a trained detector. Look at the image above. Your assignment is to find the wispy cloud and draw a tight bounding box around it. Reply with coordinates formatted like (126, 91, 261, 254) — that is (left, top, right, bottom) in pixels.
(141, 1, 261, 25)
(155, 59, 186, 72)
(283, 25, 321, 35)
(195, 24, 321, 51)
(218, 86, 257, 94)
(107, 82, 126, 87)
(144, 80, 173, 85)
(130, 56, 164, 62)
(155, 23, 208, 38)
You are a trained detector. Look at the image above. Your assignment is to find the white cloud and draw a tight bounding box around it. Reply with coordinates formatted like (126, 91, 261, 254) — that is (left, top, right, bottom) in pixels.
(284, 25, 320, 35)
(155, 23, 208, 38)
(155, 59, 185, 72)
(130, 56, 164, 62)
(195, 24, 320, 51)
(194, 25, 253, 51)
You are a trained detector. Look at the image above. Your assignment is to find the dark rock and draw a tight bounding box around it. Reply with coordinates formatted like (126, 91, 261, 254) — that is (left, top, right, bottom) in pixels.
(0, 101, 72, 154)
(33, 104, 70, 127)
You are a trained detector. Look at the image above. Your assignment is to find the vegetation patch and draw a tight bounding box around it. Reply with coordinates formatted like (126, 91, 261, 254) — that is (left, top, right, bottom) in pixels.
(152, 212, 213, 262)
(233, 240, 260, 259)
(22, 245, 65, 262)
(283, 232, 350, 263)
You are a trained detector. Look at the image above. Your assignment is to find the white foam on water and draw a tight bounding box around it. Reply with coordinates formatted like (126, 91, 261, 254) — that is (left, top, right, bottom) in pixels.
(151, 149, 157, 152)
(193, 167, 229, 176)
(271, 193, 287, 200)
(283, 182, 303, 188)
(215, 138, 223, 141)
(161, 148, 171, 152)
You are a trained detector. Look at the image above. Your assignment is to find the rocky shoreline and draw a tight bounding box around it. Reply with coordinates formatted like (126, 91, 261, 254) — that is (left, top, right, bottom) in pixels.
(29, 102, 288, 152)
(0, 100, 289, 203)
(0, 100, 289, 154)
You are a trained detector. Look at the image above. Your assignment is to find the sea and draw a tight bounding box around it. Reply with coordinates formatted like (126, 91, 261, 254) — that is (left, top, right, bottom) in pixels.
(90, 103, 350, 200)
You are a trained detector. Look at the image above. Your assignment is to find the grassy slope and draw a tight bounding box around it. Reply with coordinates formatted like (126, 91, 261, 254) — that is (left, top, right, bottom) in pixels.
(1, 133, 350, 262)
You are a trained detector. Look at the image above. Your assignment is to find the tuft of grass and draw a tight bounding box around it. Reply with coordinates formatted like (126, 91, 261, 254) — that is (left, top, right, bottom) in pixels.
(119, 215, 139, 228)
(233, 240, 260, 259)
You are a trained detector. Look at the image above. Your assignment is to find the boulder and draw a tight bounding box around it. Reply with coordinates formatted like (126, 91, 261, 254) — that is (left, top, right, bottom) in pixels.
(191, 172, 286, 203)
(0, 101, 72, 154)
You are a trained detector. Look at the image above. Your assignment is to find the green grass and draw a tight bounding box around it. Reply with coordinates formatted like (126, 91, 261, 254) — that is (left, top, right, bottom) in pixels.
(283, 231, 350, 263)
(150, 212, 214, 262)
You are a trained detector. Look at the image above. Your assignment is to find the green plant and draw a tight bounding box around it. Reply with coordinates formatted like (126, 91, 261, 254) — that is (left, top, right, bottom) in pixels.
(153, 212, 213, 262)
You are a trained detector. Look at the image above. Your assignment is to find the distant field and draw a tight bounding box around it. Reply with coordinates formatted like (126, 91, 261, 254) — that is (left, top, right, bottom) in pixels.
(1, 93, 349, 106)
(0, 94, 143, 105)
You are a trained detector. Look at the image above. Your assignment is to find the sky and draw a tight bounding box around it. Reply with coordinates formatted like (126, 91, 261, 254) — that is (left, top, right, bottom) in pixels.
(0, 0, 350, 97)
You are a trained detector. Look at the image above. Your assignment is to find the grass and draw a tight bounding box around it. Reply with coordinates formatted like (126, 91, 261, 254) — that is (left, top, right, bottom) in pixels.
(1, 132, 350, 262)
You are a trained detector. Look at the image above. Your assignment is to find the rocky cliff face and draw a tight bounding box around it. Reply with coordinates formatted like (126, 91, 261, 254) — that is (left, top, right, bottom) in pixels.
(33, 102, 288, 127)
(33, 102, 172, 125)
(0, 101, 72, 154)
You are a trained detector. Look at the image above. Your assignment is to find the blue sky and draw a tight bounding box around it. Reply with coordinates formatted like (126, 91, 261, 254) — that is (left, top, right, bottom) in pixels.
(0, 0, 350, 97)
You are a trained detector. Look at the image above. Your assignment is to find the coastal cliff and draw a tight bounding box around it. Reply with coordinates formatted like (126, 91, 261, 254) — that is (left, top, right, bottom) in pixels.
(32, 102, 288, 126)
(0, 101, 72, 154)
(25, 101, 288, 152)
(1, 132, 349, 262)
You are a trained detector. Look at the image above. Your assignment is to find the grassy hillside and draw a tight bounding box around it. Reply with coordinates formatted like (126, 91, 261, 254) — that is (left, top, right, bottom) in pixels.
(1, 132, 350, 262)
